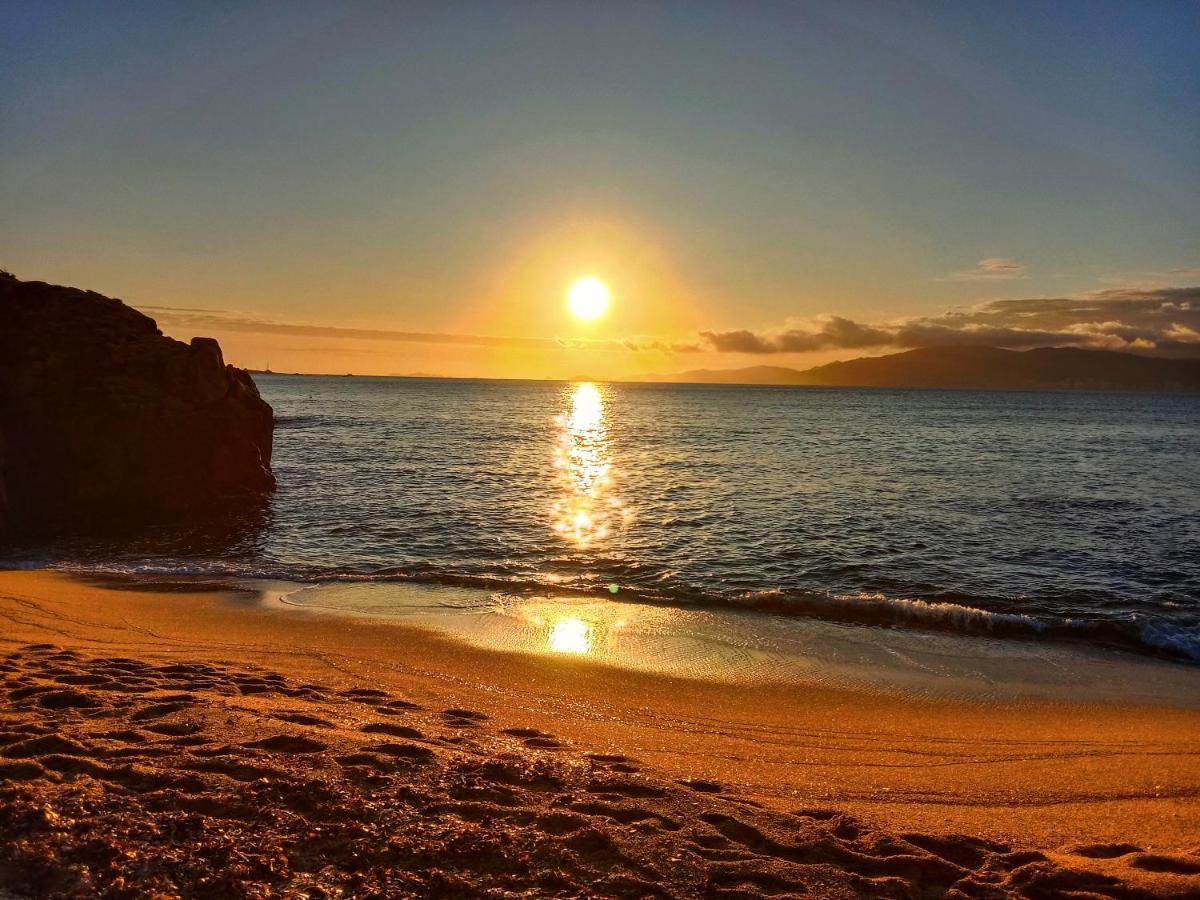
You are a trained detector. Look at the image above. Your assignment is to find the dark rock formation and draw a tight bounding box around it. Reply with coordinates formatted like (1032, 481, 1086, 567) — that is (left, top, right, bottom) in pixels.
(0, 272, 275, 536)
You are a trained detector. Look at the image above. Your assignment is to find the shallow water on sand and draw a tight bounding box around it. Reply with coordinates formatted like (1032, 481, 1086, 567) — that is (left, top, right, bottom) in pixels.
(267, 580, 1200, 708)
(10, 376, 1200, 662)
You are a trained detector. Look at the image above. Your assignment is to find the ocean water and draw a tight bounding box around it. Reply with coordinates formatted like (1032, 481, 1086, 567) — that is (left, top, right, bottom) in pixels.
(10, 375, 1200, 662)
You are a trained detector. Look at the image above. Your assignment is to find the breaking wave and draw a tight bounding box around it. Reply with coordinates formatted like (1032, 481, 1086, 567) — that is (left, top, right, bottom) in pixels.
(28, 557, 1200, 664)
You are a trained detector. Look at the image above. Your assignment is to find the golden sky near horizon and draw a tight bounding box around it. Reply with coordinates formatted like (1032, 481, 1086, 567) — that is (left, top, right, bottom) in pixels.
(3, 4, 1198, 378)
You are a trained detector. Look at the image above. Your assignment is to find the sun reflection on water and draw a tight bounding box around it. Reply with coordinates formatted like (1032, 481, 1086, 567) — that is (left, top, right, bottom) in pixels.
(551, 382, 627, 547)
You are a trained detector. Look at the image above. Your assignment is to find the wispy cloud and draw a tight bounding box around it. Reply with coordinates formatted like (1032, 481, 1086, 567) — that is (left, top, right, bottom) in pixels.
(939, 257, 1027, 282)
(141, 306, 698, 354)
(1096, 263, 1200, 287)
(147, 307, 573, 350)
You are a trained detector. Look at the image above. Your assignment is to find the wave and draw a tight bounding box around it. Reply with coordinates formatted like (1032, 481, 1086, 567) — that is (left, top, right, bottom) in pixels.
(731, 589, 1046, 634)
(16, 557, 1200, 664)
(1138, 620, 1200, 661)
(729, 588, 1200, 662)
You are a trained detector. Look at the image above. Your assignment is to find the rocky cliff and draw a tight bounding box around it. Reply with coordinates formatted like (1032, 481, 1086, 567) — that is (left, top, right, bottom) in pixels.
(0, 272, 275, 536)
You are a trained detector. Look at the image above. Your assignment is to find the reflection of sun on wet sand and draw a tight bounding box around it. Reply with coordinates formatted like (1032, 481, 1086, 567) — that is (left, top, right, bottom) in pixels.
(546, 615, 594, 654)
(2, 570, 1199, 898)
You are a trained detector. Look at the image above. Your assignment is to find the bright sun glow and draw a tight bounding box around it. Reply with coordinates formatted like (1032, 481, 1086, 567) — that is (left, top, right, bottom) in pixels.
(567, 277, 610, 320)
(547, 616, 593, 654)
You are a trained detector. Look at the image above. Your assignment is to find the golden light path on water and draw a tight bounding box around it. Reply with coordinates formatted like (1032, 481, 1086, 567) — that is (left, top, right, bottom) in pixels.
(550, 382, 629, 548)
(544, 382, 633, 656)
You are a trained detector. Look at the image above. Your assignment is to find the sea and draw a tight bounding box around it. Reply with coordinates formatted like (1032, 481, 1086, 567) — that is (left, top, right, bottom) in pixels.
(6, 375, 1200, 665)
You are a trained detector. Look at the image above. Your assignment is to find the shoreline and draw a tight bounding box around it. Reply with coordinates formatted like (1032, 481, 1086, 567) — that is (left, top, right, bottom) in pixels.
(6, 555, 1197, 671)
(263, 578, 1200, 708)
(2, 570, 1198, 855)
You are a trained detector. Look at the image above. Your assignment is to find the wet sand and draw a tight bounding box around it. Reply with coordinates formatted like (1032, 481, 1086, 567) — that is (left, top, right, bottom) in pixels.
(1, 570, 1198, 897)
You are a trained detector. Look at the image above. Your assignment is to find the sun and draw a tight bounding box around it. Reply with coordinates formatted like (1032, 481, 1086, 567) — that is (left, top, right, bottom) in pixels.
(567, 277, 610, 321)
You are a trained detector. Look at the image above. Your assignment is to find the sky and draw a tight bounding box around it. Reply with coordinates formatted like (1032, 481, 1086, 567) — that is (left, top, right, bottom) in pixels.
(2, 1, 1198, 379)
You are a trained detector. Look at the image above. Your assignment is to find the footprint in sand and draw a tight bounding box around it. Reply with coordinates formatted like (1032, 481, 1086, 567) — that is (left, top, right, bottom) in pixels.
(189, 759, 285, 782)
(272, 712, 333, 728)
(585, 752, 630, 764)
(524, 736, 564, 749)
(1, 734, 90, 759)
(97, 729, 148, 744)
(28, 688, 101, 710)
(586, 778, 666, 799)
(235, 681, 278, 696)
(374, 699, 421, 715)
(569, 800, 682, 831)
(584, 752, 640, 773)
(131, 702, 190, 722)
(8, 686, 54, 701)
(678, 778, 723, 794)
(156, 664, 219, 678)
(53, 674, 110, 686)
(441, 708, 488, 727)
(145, 721, 203, 737)
(479, 760, 563, 792)
(1129, 853, 1200, 875)
(342, 688, 390, 701)
(0, 760, 46, 782)
(1066, 842, 1143, 859)
(792, 807, 839, 821)
(502, 727, 545, 738)
(361, 722, 425, 740)
(363, 742, 434, 762)
(242, 735, 328, 754)
(167, 735, 210, 748)
(334, 751, 393, 771)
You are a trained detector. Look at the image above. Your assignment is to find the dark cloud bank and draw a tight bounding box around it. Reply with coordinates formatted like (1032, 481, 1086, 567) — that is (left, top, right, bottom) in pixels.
(702, 287, 1200, 358)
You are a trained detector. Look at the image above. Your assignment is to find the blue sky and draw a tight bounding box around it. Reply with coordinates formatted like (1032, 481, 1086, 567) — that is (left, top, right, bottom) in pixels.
(2, 2, 1197, 376)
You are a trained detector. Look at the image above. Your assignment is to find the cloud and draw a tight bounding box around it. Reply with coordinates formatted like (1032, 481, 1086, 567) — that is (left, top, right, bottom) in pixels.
(1095, 263, 1200, 286)
(700, 329, 775, 353)
(940, 257, 1027, 282)
(141, 305, 699, 354)
(142, 286, 1200, 362)
(147, 306, 572, 350)
(700, 287, 1200, 357)
(622, 338, 704, 353)
(702, 316, 893, 353)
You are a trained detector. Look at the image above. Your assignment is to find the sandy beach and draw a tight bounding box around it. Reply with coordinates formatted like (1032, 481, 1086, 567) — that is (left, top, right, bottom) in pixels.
(1, 569, 1198, 897)
(7, 4, 1200, 895)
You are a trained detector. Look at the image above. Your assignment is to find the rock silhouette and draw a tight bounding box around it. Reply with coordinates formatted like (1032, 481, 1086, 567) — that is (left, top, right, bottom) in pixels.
(0, 272, 274, 535)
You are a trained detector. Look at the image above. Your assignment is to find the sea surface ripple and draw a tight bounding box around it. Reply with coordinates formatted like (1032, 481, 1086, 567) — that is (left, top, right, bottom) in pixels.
(8, 376, 1199, 662)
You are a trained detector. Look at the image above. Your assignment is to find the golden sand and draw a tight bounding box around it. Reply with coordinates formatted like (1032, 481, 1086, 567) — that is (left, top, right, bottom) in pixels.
(1, 570, 1198, 896)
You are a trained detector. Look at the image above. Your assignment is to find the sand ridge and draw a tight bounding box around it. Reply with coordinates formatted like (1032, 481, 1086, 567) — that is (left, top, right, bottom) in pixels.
(4, 642, 1199, 898)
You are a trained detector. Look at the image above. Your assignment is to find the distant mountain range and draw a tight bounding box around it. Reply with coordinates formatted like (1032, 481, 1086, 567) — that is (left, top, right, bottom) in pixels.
(639, 347, 1200, 391)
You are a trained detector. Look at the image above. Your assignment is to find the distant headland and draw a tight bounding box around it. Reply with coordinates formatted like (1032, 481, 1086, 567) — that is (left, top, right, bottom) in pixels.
(642, 346, 1200, 391)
